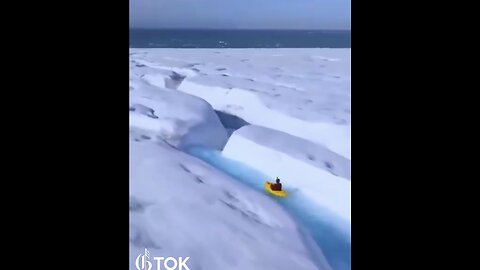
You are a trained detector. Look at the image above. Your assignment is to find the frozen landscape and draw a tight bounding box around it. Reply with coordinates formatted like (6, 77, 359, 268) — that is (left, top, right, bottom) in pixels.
(130, 48, 351, 270)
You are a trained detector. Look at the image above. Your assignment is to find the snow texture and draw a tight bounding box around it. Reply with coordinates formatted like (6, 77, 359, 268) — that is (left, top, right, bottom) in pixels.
(224, 125, 351, 222)
(129, 78, 228, 150)
(130, 48, 351, 270)
(130, 138, 332, 270)
(131, 48, 351, 158)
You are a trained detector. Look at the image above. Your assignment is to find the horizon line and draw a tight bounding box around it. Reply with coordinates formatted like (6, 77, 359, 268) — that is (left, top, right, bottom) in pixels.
(129, 27, 351, 31)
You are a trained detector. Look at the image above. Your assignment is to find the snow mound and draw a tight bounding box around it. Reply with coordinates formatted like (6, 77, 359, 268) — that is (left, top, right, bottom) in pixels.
(130, 138, 332, 270)
(130, 48, 351, 159)
(227, 125, 350, 180)
(223, 125, 351, 222)
(129, 79, 228, 150)
(177, 81, 351, 159)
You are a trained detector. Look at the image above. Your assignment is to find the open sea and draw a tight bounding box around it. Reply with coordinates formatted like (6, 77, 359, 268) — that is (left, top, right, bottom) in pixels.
(130, 29, 351, 48)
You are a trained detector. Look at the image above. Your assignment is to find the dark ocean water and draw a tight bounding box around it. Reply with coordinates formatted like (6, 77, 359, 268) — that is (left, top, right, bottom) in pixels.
(130, 29, 351, 48)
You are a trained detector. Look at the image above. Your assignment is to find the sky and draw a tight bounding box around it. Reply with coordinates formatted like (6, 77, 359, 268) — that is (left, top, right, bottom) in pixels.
(129, 0, 351, 30)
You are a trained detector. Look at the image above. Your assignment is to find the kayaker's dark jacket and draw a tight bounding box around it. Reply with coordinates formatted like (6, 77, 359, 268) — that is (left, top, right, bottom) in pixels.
(271, 183, 282, 191)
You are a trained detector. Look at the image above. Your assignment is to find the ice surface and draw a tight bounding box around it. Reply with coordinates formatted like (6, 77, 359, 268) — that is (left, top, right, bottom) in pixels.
(227, 125, 350, 180)
(223, 125, 351, 222)
(130, 138, 331, 270)
(130, 48, 351, 270)
(185, 146, 351, 270)
(130, 48, 351, 158)
(129, 78, 228, 150)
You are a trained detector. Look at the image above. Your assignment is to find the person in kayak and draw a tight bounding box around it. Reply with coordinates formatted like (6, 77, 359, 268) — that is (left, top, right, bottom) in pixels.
(271, 177, 282, 191)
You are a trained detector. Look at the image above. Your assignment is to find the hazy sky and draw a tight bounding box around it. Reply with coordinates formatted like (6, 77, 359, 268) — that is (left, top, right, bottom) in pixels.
(130, 0, 350, 30)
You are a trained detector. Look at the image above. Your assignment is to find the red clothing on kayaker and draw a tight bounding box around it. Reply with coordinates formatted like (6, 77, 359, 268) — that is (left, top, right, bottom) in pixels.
(271, 178, 282, 191)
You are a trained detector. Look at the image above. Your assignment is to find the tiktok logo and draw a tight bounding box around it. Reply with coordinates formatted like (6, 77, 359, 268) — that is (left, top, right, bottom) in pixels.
(135, 248, 152, 270)
(135, 248, 190, 270)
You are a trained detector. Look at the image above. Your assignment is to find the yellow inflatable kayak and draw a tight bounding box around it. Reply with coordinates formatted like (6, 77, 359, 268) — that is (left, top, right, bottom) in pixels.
(265, 181, 288, 197)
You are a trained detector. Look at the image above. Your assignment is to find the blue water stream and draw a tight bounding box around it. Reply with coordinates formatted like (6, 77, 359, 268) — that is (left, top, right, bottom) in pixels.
(185, 146, 351, 270)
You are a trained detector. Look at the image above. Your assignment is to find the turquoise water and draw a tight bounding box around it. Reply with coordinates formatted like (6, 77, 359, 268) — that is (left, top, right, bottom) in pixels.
(185, 146, 351, 270)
